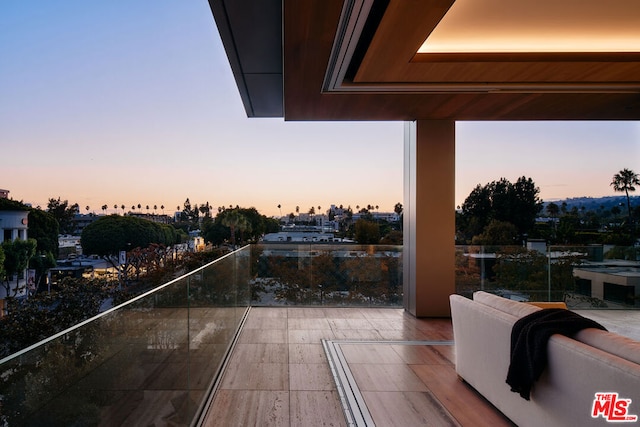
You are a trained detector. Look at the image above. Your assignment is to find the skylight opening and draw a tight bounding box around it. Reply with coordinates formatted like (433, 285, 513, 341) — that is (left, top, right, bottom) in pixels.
(418, 0, 640, 54)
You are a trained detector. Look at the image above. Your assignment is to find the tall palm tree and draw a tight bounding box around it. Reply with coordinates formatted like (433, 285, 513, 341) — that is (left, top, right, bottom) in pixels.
(394, 202, 403, 230)
(546, 202, 560, 239)
(394, 202, 403, 216)
(611, 168, 639, 239)
(222, 210, 247, 247)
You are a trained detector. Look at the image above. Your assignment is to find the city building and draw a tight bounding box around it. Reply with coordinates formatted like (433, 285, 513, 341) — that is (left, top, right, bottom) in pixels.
(574, 262, 640, 307)
(0, 205, 30, 300)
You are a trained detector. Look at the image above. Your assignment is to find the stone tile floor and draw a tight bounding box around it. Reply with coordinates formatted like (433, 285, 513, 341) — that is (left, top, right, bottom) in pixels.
(200, 307, 514, 426)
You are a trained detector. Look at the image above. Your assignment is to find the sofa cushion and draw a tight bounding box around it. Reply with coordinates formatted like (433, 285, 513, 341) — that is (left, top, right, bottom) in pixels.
(575, 328, 640, 365)
(473, 291, 540, 318)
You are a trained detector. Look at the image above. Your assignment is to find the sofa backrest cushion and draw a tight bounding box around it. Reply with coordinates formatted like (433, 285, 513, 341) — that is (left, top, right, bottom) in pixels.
(473, 291, 540, 318)
(575, 328, 640, 365)
(473, 291, 640, 365)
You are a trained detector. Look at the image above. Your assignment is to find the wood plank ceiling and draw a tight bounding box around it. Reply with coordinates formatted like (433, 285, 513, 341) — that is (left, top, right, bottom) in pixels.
(211, 0, 640, 121)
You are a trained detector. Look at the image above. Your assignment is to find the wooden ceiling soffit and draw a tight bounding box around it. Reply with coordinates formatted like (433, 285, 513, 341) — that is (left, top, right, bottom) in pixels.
(323, 0, 640, 94)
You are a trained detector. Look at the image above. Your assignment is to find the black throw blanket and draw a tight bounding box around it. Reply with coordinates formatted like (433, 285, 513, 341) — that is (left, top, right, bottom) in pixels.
(506, 308, 607, 400)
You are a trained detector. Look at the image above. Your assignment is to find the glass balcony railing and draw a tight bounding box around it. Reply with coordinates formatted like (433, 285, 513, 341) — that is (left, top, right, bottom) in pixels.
(0, 246, 252, 427)
(2, 241, 634, 424)
(0, 244, 402, 426)
(456, 244, 640, 309)
(250, 244, 403, 307)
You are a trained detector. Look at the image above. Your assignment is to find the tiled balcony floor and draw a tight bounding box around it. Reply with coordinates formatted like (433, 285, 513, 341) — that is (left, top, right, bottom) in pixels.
(200, 307, 515, 426)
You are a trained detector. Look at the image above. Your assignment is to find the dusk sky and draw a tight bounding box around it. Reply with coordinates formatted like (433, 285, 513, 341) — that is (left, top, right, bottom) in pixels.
(1, 1, 638, 218)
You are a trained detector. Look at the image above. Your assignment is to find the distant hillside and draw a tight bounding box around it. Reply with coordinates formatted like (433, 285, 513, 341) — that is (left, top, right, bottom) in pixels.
(542, 195, 640, 213)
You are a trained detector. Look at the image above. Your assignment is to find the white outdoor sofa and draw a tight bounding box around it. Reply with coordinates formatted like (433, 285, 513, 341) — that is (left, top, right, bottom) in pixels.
(450, 291, 640, 427)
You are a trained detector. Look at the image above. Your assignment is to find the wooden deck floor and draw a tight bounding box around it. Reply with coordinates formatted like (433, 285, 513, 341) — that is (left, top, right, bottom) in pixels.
(200, 307, 514, 426)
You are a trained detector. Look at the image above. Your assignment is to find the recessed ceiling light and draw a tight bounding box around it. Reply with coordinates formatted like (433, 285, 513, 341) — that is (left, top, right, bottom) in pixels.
(418, 0, 640, 53)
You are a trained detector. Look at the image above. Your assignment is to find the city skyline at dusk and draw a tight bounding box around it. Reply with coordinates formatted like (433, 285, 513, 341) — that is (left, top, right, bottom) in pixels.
(1, 1, 638, 218)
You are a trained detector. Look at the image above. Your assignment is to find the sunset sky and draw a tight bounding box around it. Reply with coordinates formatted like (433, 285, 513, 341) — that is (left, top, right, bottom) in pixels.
(1, 1, 638, 218)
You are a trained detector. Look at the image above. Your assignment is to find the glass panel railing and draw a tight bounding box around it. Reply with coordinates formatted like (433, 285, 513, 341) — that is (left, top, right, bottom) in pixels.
(251, 244, 403, 307)
(456, 244, 639, 309)
(0, 246, 251, 426)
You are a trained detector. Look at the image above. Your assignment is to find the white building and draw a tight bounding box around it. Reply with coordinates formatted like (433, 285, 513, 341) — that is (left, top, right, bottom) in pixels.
(262, 231, 342, 243)
(0, 208, 30, 300)
(0, 210, 29, 244)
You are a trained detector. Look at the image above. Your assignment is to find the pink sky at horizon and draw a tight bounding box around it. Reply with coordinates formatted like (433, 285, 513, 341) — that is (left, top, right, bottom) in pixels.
(1, 1, 638, 218)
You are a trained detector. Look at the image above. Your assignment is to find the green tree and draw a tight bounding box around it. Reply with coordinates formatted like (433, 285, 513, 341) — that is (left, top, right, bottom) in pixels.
(557, 209, 581, 244)
(380, 230, 403, 244)
(610, 168, 639, 239)
(1, 239, 37, 297)
(29, 251, 56, 293)
(221, 210, 247, 247)
(354, 219, 380, 244)
(493, 247, 585, 302)
(472, 219, 518, 245)
(202, 207, 279, 246)
(459, 176, 542, 242)
(546, 202, 560, 239)
(81, 215, 177, 278)
(0, 277, 114, 357)
(459, 183, 493, 239)
(27, 208, 59, 257)
(0, 197, 30, 212)
(47, 198, 79, 235)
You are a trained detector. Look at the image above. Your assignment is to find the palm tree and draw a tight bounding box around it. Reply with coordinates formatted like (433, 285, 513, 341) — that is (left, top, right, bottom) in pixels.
(121, 204, 125, 214)
(611, 168, 639, 239)
(394, 202, 403, 230)
(546, 202, 560, 239)
(222, 210, 247, 247)
(394, 202, 403, 216)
